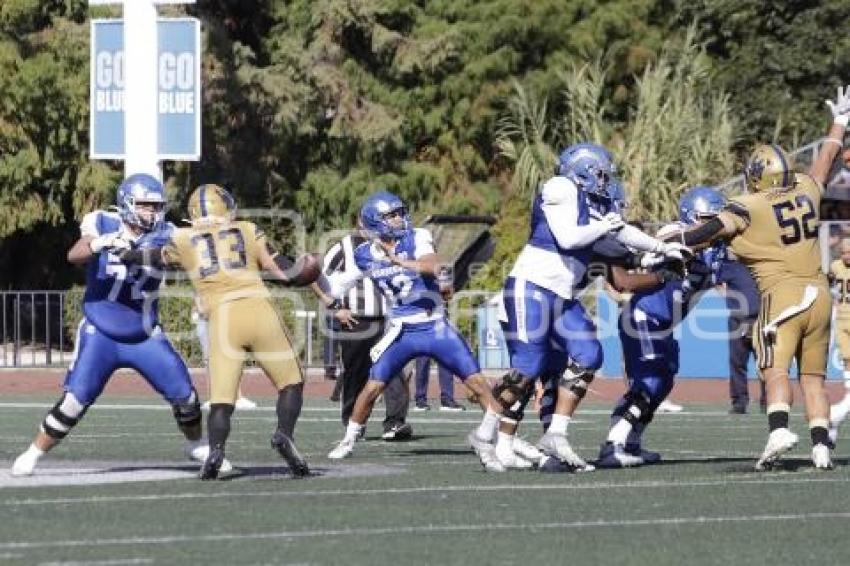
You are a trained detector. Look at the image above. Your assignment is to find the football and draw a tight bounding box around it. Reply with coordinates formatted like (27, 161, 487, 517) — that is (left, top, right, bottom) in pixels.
(277, 252, 322, 287)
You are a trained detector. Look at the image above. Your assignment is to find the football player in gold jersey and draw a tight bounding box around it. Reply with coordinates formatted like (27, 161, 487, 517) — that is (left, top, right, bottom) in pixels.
(828, 238, 850, 441)
(120, 184, 309, 479)
(679, 85, 850, 470)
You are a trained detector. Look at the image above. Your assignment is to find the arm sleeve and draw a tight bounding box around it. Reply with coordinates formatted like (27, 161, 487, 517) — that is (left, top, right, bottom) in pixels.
(682, 217, 727, 247)
(590, 234, 635, 267)
(614, 224, 665, 253)
(718, 200, 751, 231)
(121, 247, 168, 269)
(540, 178, 610, 249)
(413, 228, 435, 258)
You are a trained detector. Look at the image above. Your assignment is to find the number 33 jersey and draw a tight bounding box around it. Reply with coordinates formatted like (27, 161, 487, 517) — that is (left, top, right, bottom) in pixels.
(163, 221, 270, 311)
(718, 172, 826, 294)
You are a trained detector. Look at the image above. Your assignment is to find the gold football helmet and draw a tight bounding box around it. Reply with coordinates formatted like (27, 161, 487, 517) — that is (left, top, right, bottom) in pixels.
(744, 144, 795, 192)
(188, 184, 236, 224)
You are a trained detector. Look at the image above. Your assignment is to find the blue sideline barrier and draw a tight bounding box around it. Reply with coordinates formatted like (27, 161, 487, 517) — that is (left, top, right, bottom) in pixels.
(478, 290, 843, 379)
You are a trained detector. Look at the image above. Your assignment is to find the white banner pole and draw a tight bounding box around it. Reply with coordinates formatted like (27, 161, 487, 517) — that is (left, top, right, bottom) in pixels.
(123, 0, 160, 181)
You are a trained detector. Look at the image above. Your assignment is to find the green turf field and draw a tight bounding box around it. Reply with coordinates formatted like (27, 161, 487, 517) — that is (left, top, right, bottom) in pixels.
(1, 395, 850, 565)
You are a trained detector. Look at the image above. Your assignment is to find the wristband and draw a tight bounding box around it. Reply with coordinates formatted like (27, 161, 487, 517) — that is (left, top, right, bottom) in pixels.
(326, 299, 343, 311)
(834, 115, 849, 127)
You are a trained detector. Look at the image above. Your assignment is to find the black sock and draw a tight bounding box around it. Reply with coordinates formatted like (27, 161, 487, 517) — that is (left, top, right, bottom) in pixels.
(768, 410, 789, 432)
(208, 403, 234, 451)
(811, 426, 829, 446)
(276, 383, 304, 438)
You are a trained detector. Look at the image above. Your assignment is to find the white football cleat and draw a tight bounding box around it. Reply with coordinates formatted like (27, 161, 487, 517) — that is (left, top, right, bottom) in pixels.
(235, 397, 258, 410)
(11, 446, 43, 477)
(477, 445, 506, 472)
(755, 428, 798, 471)
(327, 439, 355, 460)
(185, 439, 232, 473)
(656, 400, 684, 413)
(538, 432, 588, 468)
(812, 444, 834, 470)
(467, 430, 494, 454)
(495, 439, 533, 470)
(828, 401, 849, 446)
(512, 436, 546, 466)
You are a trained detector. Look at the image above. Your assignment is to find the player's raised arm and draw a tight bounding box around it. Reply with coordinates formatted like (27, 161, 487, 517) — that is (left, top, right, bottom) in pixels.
(541, 177, 625, 249)
(810, 85, 850, 187)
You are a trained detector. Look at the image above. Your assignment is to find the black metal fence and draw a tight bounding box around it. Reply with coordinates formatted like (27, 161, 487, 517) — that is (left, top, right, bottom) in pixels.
(1, 291, 69, 367)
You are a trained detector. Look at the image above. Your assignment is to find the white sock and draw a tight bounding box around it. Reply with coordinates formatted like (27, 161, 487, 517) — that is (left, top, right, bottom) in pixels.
(496, 431, 514, 451)
(607, 418, 633, 445)
(549, 414, 570, 436)
(476, 409, 500, 441)
(343, 421, 363, 442)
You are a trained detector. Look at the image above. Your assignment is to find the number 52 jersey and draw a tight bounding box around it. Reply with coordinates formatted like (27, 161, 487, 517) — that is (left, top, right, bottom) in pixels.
(163, 221, 271, 311)
(718, 172, 826, 294)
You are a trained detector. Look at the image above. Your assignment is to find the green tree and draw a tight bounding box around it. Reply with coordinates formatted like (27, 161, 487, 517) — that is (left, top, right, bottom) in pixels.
(676, 0, 850, 149)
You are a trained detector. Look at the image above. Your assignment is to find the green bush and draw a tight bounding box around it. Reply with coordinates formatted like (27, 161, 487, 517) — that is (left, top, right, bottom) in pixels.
(61, 283, 326, 367)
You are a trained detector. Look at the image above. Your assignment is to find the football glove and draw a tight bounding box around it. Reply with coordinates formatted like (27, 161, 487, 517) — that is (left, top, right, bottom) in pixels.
(826, 85, 850, 126)
(657, 241, 693, 262)
(89, 233, 131, 254)
(597, 212, 626, 233)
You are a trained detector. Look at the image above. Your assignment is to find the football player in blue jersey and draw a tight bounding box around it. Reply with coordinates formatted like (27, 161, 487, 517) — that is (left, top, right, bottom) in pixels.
(486, 143, 691, 471)
(596, 186, 728, 468)
(320, 190, 507, 468)
(11, 173, 219, 476)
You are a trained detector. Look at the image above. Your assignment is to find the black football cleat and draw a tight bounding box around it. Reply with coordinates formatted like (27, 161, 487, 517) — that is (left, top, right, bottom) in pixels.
(199, 448, 225, 480)
(271, 430, 310, 478)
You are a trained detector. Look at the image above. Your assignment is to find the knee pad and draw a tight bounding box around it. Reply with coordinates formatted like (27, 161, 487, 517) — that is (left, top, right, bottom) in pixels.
(172, 388, 202, 428)
(41, 392, 88, 440)
(558, 360, 596, 399)
(493, 371, 533, 424)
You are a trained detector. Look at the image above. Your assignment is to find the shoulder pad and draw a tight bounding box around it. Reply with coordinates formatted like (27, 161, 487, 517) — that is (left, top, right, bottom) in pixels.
(540, 176, 578, 205)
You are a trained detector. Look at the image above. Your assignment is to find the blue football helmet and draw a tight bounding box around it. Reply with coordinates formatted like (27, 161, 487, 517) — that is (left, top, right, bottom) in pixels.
(606, 178, 627, 215)
(557, 142, 618, 204)
(117, 173, 166, 231)
(678, 185, 725, 225)
(360, 190, 411, 240)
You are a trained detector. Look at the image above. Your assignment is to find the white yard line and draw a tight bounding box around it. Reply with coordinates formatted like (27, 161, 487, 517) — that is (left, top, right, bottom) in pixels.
(39, 559, 153, 566)
(3, 512, 850, 550)
(4, 475, 849, 507)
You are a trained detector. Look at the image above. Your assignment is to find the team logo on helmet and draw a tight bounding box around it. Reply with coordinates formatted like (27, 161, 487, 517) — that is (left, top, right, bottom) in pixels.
(678, 185, 725, 225)
(744, 144, 794, 193)
(360, 190, 411, 240)
(117, 173, 166, 232)
(557, 142, 620, 212)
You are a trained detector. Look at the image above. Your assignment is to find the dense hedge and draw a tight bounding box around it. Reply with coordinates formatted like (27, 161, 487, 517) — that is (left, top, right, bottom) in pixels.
(62, 282, 324, 366)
